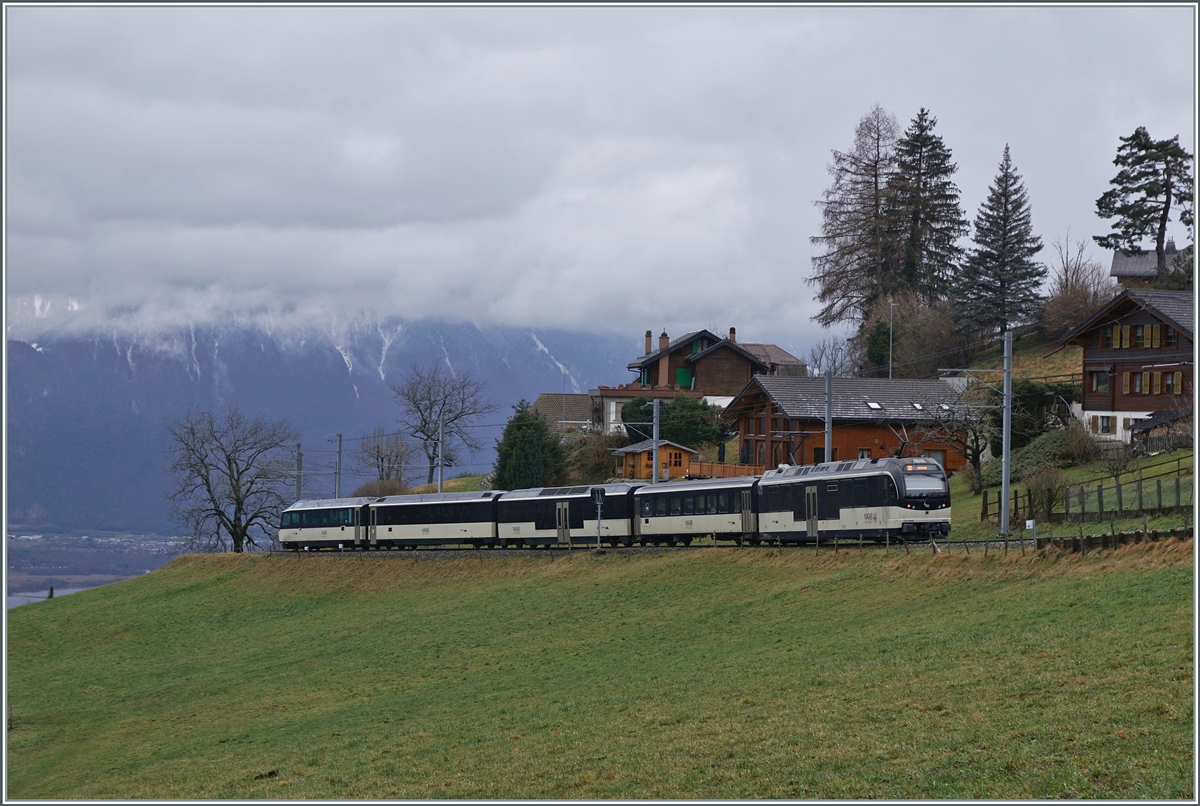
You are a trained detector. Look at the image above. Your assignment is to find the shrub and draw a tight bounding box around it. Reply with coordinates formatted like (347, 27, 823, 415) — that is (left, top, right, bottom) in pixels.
(1024, 468, 1068, 521)
(981, 429, 1073, 487)
(1062, 421, 1101, 464)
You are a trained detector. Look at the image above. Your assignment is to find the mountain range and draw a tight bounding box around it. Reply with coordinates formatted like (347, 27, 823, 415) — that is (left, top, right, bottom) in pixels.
(7, 314, 636, 535)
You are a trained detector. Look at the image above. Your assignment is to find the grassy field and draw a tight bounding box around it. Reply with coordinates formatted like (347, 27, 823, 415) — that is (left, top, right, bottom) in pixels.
(7, 541, 1193, 799)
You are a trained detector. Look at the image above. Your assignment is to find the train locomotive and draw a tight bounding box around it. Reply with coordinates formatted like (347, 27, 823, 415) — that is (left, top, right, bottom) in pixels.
(278, 456, 950, 551)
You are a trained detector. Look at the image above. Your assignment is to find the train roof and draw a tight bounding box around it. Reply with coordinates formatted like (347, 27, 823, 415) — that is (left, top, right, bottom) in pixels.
(498, 482, 644, 501)
(284, 497, 376, 511)
(372, 491, 503, 506)
(759, 456, 944, 484)
(633, 476, 759, 494)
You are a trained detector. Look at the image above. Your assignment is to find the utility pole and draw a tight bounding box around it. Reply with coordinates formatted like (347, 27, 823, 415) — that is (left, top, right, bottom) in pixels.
(295, 442, 303, 502)
(326, 433, 343, 498)
(824, 369, 833, 463)
(651, 398, 661, 484)
(889, 297, 897, 379)
(437, 418, 444, 494)
(999, 330, 1013, 539)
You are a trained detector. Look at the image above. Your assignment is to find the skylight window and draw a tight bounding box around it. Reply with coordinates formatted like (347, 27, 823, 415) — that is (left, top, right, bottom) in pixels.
(939, 403, 951, 411)
(865, 401, 883, 411)
(912, 402, 924, 410)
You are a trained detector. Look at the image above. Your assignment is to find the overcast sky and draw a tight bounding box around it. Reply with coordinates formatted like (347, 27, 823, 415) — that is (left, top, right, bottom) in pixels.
(5, 5, 1195, 350)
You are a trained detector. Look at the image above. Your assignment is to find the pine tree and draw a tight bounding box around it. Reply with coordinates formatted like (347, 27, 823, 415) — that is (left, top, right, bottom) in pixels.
(1095, 127, 1194, 272)
(492, 401, 565, 490)
(808, 104, 901, 326)
(954, 145, 1046, 334)
(885, 109, 968, 303)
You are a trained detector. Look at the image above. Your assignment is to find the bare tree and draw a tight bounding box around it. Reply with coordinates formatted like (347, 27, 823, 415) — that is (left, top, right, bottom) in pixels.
(805, 335, 861, 378)
(1100, 441, 1138, 485)
(166, 407, 297, 553)
(1039, 231, 1117, 341)
(392, 363, 499, 485)
(353, 426, 416, 489)
(911, 385, 997, 495)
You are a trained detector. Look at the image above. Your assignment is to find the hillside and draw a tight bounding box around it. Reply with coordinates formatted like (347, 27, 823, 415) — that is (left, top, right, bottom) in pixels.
(7, 545, 1193, 799)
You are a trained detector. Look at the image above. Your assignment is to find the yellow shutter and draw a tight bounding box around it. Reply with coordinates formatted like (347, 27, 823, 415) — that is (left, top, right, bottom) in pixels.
(1175, 371, 1183, 394)
(1143, 371, 1151, 394)
(1121, 325, 1131, 348)
(1122, 372, 1130, 394)
(1151, 324, 1161, 348)
(1153, 372, 1161, 394)
(1091, 415, 1099, 433)
(1122, 417, 1130, 431)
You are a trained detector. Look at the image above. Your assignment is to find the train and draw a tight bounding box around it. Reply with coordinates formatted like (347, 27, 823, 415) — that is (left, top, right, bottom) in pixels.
(278, 456, 951, 551)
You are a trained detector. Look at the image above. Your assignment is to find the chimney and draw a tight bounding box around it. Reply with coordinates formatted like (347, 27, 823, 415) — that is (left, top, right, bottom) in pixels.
(658, 330, 670, 387)
(645, 330, 653, 355)
(728, 326, 736, 343)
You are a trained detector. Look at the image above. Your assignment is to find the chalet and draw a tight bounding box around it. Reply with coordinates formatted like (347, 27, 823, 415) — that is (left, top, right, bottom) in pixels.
(1109, 239, 1182, 289)
(611, 439, 698, 481)
(589, 327, 806, 434)
(1057, 288, 1193, 443)
(721, 375, 970, 472)
(531, 393, 594, 434)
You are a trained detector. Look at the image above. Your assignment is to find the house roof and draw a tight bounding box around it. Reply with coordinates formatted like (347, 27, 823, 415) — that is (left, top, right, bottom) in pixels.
(626, 330, 721, 371)
(611, 438, 697, 456)
(1058, 287, 1194, 347)
(688, 339, 770, 369)
(1110, 241, 1180, 279)
(531, 393, 594, 432)
(723, 375, 965, 423)
(740, 343, 804, 368)
(1128, 408, 1192, 433)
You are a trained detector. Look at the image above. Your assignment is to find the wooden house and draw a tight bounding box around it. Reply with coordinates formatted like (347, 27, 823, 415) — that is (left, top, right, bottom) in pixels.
(1057, 288, 1193, 442)
(611, 439, 698, 481)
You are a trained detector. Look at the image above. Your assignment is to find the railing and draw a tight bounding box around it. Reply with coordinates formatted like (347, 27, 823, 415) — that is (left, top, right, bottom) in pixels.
(689, 461, 765, 479)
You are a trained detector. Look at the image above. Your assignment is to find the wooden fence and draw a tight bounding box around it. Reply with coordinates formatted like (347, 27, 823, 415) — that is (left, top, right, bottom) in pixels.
(689, 461, 764, 479)
(980, 453, 1193, 524)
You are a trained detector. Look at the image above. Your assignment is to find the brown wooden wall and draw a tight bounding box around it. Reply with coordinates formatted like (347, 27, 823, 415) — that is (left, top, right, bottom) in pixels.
(1079, 311, 1192, 413)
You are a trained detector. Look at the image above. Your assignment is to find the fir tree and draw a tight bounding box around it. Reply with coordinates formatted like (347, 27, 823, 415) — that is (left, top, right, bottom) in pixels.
(954, 145, 1046, 334)
(808, 104, 901, 326)
(884, 109, 968, 303)
(1095, 127, 1194, 272)
(492, 401, 565, 490)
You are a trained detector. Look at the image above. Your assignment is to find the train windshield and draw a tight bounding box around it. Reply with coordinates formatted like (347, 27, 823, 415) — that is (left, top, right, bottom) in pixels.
(903, 474, 947, 497)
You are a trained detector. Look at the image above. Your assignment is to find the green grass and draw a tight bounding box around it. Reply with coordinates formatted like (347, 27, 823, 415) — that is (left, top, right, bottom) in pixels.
(6, 543, 1193, 799)
(950, 448, 1193, 542)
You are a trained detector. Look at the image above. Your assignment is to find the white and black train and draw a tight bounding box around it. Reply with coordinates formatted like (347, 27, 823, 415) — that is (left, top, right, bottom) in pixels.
(278, 457, 950, 551)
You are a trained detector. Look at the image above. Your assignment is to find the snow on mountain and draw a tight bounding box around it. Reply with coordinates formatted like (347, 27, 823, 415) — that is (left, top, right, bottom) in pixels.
(7, 310, 637, 534)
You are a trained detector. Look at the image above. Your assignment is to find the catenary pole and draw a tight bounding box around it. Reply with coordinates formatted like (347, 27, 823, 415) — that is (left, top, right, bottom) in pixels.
(1000, 330, 1013, 538)
(437, 418, 444, 493)
(652, 398, 660, 484)
(295, 442, 303, 502)
(825, 370, 833, 463)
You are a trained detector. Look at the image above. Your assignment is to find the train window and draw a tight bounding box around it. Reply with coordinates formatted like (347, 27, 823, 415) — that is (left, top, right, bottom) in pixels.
(885, 477, 898, 502)
(826, 483, 838, 492)
(655, 496, 667, 517)
(694, 494, 705, 513)
(731, 492, 742, 513)
(280, 512, 296, 528)
(640, 498, 654, 518)
(669, 496, 682, 516)
(853, 479, 868, 507)
(683, 495, 694, 515)
(707, 495, 717, 514)
(765, 486, 780, 512)
(904, 474, 947, 497)
(718, 493, 728, 514)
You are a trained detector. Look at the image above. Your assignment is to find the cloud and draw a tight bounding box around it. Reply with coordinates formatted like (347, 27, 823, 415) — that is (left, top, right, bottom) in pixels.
(5, 6, 1195, 351)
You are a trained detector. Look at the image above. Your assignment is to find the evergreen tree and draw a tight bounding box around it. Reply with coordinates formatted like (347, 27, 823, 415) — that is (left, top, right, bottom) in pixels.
(808, 104, 901, 326)
(884, 109, 968, 303)
(620, 394, 723, 447)
(492, 401, 565, 490)
(1095, 127, 1194, 272)
(954, 145, 1046, 334)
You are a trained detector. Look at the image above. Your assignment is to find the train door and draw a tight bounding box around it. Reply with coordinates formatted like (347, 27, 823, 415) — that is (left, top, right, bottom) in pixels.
(805, 486, 819, 538)
(555, 501, 572, 545)
(369, 506, 377, 545)
(740, 489, 754, 535)
(351, 507, 362, 547)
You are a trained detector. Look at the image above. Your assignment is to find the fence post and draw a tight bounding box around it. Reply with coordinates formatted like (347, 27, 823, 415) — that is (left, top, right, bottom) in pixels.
(1028, 489, 1034, 521)
(1157, 478, 1163, 513)
(1176, 476, 1181, 509)
(1097, 484, 1104, 520)
(1065, 488, 1071, 521)
(981, 489, 989, 521)
(1079, 486, 1086, 523)
(1137, 476, 1144, 513)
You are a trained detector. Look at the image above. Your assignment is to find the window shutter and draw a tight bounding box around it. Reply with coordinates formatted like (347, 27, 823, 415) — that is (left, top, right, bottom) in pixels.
(1151, 324, 1161, 348)
(1091, 415, 1099, 433)
(1153, 372, 1161, 395)
(1121, 325, 1131, 348)
(1122, 372, 1130, 394)
(1122, 417, 1130, 431)
(1143, 371, 1150, 394)
(1175, 371, 1183, 394)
